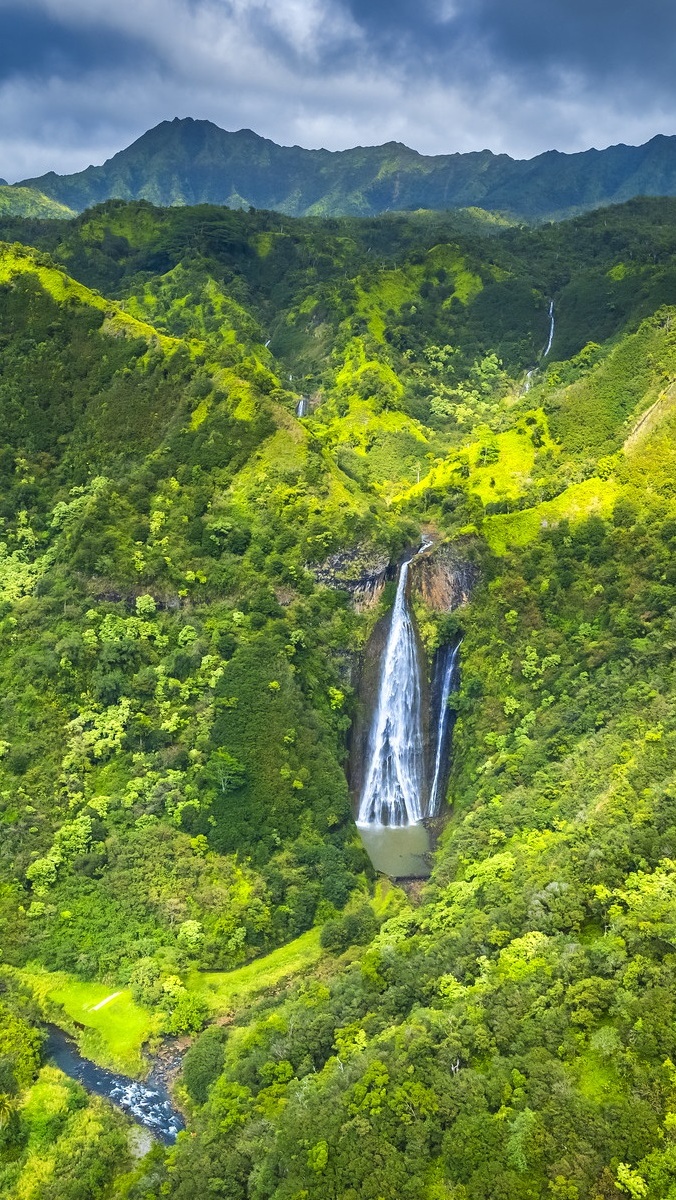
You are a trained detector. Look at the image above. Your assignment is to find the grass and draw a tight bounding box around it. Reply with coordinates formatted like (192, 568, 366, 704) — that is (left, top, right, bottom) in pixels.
(393, 418, 544, 508)
(188, 887, 401, 1016)
(0, 244, 180, 353)
(15, 929, 323, 1072)
(19, 967, 158, 1076)
(468, 428, 536, 505)
(355, 247, 482, 341)
(187, 928, 323, 1015)
(483, 477, 619, 556)
(574, 1045, 624, 1105)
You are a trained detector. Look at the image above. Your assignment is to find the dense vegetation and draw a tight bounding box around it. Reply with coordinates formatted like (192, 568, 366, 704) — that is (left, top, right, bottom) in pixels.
(14, 118, 676, 221)
(0, 187, 75, 220)
(2, 193, 676, 1197)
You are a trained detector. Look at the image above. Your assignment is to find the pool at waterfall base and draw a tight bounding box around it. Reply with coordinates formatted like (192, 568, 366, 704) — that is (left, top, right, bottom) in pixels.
(357, 822, 432, 877)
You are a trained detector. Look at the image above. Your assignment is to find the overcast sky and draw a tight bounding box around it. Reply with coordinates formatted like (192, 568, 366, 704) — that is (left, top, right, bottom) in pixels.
(1, 0, 674, 182)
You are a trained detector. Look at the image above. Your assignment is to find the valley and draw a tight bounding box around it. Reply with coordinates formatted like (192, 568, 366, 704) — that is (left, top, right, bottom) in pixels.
(1, 192, 676, 1198)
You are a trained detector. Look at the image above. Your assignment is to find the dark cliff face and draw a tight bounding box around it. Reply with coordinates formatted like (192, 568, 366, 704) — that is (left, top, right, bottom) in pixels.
(411, 544, 479, 612)
(313, 546, 391, 611)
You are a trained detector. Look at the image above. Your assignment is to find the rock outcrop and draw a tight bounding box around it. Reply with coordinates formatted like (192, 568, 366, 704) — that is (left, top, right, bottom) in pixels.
(411, 543, 478, 612)
(313, 546, 391, 611)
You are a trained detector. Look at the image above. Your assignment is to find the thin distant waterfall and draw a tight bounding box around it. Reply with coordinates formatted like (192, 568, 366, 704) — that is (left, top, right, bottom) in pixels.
(428, 642, 460, 816)
(521, 299, 556, 394)
(543, 300, 555, 357)
(357, 557, 425, 827)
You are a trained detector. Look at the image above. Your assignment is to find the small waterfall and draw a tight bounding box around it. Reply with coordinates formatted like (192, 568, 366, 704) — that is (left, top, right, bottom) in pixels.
(357, 555, 426, 828)
(428, 641, 460, 816)
(543, 300, 555, 358)
(520, 299, 555, 394)
(295, 396, 309, 418)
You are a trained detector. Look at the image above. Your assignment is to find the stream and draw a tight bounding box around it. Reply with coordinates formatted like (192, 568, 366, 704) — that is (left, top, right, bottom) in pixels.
(46, 1025, 184, 1145)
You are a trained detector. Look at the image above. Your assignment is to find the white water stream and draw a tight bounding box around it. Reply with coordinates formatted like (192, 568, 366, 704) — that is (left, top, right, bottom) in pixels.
(521, 299, 555, 394)
(428, 642, 460, 815)
(357, 556, 425, 827)
(543, 299, 555, 358)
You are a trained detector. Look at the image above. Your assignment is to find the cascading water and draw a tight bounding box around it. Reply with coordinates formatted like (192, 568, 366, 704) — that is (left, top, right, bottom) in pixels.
(428, 642, 460, 816)
(357, 555, 425, 828)
(543, 300, 555, 358)
(520, 299, 555, 394)
(295, 397, 309, 417)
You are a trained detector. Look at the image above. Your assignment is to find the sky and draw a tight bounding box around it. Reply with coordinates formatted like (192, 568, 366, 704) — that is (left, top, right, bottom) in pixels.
(1, 0, 675, 182)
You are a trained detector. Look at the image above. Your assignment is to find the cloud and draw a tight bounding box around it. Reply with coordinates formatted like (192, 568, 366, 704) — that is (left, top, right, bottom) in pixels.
(0, 0, 674, 182)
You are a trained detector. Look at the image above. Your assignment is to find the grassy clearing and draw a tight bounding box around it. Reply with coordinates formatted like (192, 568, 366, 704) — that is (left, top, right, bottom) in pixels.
(19, 968, 158, 1076)
(188, 887, 400, 1017)
(468, 428, 536, 505)
(483, 477, 619, 556)
(574, 1047, 624, 1105)
(187, 928, 323, 1015)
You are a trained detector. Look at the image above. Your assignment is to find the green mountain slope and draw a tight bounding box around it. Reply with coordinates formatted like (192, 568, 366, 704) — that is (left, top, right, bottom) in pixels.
(3, 197, 676, 1197)
(15, 117, 676, 221)
(0, 185, 75, 219)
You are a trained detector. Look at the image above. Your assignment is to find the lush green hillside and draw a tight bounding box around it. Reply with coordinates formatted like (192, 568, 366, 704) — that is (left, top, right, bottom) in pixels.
(15, 117, 676, 221)
(0, 186, 75, 220)
(2, 196, 676, 1198)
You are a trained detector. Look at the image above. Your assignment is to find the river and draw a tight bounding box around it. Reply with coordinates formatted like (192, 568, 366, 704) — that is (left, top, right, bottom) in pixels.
(46, 1025, 185, 1145)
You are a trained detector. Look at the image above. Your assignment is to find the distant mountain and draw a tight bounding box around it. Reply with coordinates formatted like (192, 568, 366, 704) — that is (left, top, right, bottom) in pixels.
(0, 185, 75, 219)
(14, 117, 676, 220)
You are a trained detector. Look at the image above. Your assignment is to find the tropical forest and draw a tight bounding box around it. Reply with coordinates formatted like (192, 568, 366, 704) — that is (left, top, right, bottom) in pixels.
(1, 173, 676, 1200)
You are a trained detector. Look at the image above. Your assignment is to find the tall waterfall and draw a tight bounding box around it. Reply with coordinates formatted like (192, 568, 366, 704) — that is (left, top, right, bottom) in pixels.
(543, 300, 555, 358)
(295, 397, 309, 417)
(428, 642, 460, 815)
(521, 299, 555, 394)
(357, 557, 425, 827)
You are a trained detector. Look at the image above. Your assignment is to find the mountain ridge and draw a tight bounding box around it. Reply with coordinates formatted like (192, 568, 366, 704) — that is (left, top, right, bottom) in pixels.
(12, 116, 676, 220)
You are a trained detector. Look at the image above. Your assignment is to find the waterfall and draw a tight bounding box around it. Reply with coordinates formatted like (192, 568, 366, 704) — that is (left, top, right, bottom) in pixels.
(357, 555, 426, 828)
(428, 642, 460, 816)
(295, 397, 309, 417)
(521, 299, 555, 394)
(543, 300, 555, 358)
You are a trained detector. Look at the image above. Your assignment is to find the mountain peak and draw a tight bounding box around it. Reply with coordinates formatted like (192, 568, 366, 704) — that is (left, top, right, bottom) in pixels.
(14, 120, 676, 221)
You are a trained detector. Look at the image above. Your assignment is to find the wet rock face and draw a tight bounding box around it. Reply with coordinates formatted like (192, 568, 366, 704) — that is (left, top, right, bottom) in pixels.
(411, 545, 478, 612)
(313, 546, 391, 611)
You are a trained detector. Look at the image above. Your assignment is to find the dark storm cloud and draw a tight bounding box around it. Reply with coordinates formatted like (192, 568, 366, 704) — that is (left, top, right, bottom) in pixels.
(0, 0, 674, 181)
(345, 0, 676, 89)
(0, 5, 157, 81)
(468, 0, 676, 84)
